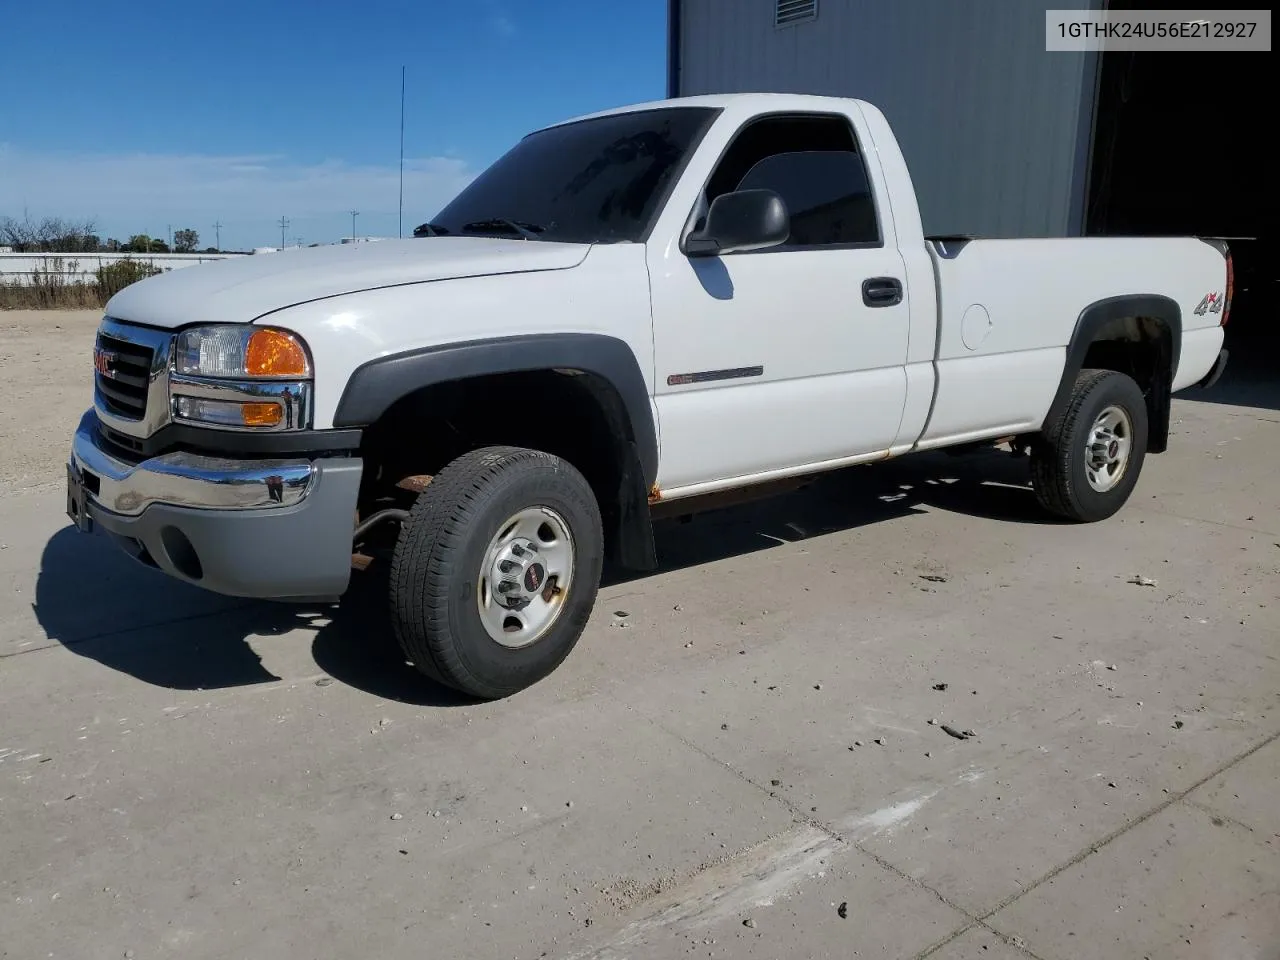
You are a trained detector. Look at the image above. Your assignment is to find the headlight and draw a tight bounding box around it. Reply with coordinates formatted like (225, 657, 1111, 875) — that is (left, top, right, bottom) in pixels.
(174, 325, 311, 379)
(170, 325, 312, 431)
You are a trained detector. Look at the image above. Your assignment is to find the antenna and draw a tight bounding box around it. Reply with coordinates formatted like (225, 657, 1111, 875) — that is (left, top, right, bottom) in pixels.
(278, 216, 290, 249)
(213, 221, 223, 251)
(399, 65, 406, 239)
(350, 209, 360, 242)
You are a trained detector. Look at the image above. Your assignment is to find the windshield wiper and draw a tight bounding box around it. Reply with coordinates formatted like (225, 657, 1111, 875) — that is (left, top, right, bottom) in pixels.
(461, 218, 547, 241)
(412, 222, 450, 237)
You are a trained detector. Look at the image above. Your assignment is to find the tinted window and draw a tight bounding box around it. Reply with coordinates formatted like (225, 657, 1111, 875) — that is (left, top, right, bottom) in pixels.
(429, 107, 717, 245)
(704, 115, 879, 247)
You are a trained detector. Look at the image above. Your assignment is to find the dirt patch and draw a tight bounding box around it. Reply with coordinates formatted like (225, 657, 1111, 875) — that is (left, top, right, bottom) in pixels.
(0, 310, 101, 492)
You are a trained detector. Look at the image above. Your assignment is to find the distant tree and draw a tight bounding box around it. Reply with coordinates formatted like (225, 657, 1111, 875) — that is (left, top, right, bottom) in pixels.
(202, 246, 219, 254)
(103, 238, 122, 252)
(124, 235, 171, 254)
(0, 213, 98, 252)
(173, 228, 199, 252)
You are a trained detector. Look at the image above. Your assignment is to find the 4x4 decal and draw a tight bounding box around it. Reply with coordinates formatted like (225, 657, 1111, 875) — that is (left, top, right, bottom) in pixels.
(1193, 292, 1223, 316)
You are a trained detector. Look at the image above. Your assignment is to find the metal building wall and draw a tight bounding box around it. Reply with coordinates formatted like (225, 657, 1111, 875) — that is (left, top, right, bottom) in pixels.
(672, 0, 1100, 238)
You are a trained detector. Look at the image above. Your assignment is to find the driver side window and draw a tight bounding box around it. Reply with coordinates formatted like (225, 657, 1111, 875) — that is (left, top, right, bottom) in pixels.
(702, 114, 881, 249)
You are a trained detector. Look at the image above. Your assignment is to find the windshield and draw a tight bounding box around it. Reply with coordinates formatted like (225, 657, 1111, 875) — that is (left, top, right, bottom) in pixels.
(428, 107, 719, 245)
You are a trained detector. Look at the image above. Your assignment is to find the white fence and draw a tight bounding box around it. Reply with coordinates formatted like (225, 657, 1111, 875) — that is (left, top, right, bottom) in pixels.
(0, 252, 246, 286)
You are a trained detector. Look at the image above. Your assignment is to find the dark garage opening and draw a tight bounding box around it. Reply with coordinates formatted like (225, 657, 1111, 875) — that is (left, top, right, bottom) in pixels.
(1086, 32, 1274, 375)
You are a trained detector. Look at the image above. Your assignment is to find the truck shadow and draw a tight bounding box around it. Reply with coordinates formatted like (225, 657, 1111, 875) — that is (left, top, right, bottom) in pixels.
(34, 447, 1046, 704)
(1182, 322, 1280, 412)
(627, 446, 1051, 580)
(1180, 359, 1280, 412)
(32, 528, 473, 706)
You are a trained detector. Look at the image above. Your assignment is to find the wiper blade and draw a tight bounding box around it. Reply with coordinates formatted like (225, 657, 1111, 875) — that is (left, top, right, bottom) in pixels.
(412, 222, 450, 237)
(461, 218, 546, 241)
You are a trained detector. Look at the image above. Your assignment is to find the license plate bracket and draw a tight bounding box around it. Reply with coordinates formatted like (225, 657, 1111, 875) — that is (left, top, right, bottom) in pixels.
(66, 463, 94, 533)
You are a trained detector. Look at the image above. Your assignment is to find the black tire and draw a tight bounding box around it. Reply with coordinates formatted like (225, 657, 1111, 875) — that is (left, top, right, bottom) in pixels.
(1030, 369, 1149, 522)
(389, 446, 603, 699)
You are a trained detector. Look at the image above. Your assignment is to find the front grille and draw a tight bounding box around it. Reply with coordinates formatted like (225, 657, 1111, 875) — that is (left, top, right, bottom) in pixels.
(95, 332, 154, 420)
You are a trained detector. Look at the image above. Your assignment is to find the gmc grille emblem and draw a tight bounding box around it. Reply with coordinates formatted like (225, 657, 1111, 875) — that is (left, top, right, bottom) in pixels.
(94, 348, 118, 379)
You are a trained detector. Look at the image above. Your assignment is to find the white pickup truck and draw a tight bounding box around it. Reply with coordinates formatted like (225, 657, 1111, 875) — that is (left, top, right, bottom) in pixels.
(68, 93, 1231, 698)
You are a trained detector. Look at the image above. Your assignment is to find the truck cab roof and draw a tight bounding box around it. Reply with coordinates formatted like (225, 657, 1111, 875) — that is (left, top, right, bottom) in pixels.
(545, 92, 877, 132)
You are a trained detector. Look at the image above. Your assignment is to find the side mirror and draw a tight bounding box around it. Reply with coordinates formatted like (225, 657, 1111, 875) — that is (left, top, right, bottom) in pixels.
(684, 189, 790, 257)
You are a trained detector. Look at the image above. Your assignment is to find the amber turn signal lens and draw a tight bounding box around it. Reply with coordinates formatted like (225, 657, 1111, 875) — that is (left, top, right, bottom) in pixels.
(241, 402, 284, 427)
(245, 329, 310, 377)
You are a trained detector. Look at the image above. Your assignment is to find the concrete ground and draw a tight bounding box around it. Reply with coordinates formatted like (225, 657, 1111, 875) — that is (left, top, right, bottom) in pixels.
(1, 309, 1277, 960)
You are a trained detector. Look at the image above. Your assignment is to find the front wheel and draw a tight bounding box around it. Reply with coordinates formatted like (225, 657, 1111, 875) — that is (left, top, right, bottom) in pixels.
(389, 446, 604, 699)
(1030, 369, 1149, 522)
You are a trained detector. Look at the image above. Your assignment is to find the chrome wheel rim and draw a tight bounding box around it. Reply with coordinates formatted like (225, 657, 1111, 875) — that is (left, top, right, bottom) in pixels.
(476, 506, 575, 648)
(1084, 405, 1133, 493)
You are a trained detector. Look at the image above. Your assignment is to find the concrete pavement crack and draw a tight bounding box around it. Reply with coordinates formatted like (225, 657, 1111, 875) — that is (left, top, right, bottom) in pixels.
(627, 706, 1278, 960)
(1130, 503, 1279, 538)
(1181, 797, 1261, 836)
(964, 726, 1280, 948)
(0, 602, 255, 659)
(629, 705, 994, 944)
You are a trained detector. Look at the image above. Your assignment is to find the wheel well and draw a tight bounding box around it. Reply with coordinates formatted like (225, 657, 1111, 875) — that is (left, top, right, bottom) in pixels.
(1078, 315, 1174, 453)
(356, 369, 654, 567)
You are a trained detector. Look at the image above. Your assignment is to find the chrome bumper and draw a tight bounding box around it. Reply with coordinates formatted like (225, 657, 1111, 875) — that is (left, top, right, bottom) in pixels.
(71, 410, 313, 515)
(67, 410, 363, 601)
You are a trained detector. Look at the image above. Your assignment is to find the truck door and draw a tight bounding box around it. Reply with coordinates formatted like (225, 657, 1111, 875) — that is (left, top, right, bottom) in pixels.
(648, 111, 911, 493)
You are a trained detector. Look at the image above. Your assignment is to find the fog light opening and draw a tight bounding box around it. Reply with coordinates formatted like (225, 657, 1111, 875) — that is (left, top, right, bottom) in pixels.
(159, 526, 204, 581)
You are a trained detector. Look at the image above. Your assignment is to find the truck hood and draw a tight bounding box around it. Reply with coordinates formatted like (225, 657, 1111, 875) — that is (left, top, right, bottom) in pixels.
(104, 237, 592, 329)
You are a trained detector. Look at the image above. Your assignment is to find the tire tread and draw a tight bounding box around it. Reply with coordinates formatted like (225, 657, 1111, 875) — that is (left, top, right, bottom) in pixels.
(1030, 369, 1146, 522)
(389, 446, 598, 698)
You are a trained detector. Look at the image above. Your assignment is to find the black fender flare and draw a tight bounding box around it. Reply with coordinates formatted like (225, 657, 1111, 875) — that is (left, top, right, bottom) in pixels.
(333, 332, 659, 490)
(1044, 295, 1181, 453)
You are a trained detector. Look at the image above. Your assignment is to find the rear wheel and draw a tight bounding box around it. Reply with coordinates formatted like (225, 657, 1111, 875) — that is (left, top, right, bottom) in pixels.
(1031, 369, 1149, 522)
(389, 446, 603, 699)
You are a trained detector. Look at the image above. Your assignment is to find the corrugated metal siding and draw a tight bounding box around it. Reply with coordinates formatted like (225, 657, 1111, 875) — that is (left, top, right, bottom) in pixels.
(677, 0, 1097, 238)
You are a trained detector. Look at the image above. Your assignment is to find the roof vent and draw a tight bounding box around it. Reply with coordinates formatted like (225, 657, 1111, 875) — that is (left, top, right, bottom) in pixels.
(776, 0, 817, 26)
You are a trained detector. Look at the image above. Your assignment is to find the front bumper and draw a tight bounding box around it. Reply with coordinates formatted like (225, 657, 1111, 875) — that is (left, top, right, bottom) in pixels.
(69, 411, 362, 600)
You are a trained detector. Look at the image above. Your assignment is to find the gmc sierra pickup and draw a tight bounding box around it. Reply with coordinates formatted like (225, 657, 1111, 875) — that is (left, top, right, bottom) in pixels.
(68, 93, 1231, 698)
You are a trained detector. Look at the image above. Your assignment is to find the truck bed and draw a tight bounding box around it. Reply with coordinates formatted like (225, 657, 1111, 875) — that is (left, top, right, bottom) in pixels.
(911, 235, 1228, 451)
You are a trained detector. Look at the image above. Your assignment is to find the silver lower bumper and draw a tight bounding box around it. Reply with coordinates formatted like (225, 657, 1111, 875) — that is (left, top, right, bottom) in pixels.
(68, 410, 363, 601)
(71, 411, 314, 514)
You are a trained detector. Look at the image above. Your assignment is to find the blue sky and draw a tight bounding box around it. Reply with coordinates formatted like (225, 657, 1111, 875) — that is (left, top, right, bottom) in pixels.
(0, 0, 667, 251)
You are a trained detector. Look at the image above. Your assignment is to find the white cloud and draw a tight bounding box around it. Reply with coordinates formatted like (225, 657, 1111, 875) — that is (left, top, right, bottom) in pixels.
(490, 13, 516, 36)
(0, 145, 476, 250)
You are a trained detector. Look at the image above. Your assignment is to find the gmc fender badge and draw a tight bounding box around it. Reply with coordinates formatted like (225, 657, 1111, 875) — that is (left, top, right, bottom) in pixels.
(1193, 292, 1223, 316)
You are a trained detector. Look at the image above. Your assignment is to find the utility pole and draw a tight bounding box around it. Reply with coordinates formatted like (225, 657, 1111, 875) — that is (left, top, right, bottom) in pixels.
(167, 225, 172, 251)
(213, 221, 223, 251)
(278, 216, 290, 249)
(399, 65, 406, 238)
(350, 210, 359, 242)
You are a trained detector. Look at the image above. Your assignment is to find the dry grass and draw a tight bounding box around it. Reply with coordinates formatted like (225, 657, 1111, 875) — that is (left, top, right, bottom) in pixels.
(0, 282, 102, 310)
(0, 257, 162, 310)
